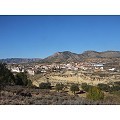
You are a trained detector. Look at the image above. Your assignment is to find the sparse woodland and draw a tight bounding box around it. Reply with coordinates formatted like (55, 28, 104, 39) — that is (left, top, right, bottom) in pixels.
(1, 63, 120, 105)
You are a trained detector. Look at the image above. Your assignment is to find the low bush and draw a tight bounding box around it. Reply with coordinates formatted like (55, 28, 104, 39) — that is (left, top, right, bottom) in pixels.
(39, 82, 52, 89)
(114, 81, 120, 86)
(110, 85, 120, 92)
(70, 83, 79, 94)
(55, 83, 64, 92)
(87, 86, 104, 101)
(81, 83, 92, 92)
(97, 83, 111, 92)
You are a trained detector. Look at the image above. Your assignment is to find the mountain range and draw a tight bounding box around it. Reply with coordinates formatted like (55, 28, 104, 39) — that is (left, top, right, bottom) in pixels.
(1, 50, 120, 63)
(0, 58, 42, 64)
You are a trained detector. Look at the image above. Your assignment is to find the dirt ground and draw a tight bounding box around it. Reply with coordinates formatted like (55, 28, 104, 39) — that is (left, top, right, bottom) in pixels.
(32, 71, 120, 87)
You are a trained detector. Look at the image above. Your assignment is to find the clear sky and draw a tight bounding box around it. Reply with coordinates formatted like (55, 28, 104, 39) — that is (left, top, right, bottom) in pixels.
(0, 16, 120, 59)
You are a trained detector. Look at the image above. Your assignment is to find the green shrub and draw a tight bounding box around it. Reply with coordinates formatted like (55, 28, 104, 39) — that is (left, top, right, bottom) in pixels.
(114, 81, 120, 86)
(97, 83, 110, 92)
(81, 83, 92, 92)
(70, 83, 79, 94)
(0, 63, 15, 89)
(55, 83, 64, 92)
(27, 79, 33, 87)
(15, 72, 32, 86)
(110, 85, 120, 92)
(87, 86, 104, 101)
(39, 82, 52, 89)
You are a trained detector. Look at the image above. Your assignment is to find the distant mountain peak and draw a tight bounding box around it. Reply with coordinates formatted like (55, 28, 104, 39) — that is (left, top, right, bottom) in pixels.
(1, 50, 120, 64)
(83, 50, 98, 53)
(55, 51, 72, 54)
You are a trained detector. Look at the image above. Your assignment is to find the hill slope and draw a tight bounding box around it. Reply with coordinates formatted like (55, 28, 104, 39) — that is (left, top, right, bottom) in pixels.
(41, 50, 120, 63)
(1, 50, 120, 63)
(0, 58, 42, 64)
(42, 51, 81, 63)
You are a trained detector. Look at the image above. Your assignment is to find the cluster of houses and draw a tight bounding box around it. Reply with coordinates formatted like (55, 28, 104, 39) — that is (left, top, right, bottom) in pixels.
(7, 64, 35, 75)
(7, 61, 119, 76)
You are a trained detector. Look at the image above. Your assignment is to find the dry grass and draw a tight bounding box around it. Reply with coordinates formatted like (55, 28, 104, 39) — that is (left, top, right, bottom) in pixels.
(0, 85, 120, 105)
(32, 71, 120, 87)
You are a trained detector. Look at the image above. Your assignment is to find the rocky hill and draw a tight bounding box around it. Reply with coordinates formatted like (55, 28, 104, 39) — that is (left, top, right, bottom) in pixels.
(1, 50, 120, 63)
(42, 51, 81, 63)
(81, 50, 120, 58)
(0, 58, 42, 64)
(41, 50, 120, 63)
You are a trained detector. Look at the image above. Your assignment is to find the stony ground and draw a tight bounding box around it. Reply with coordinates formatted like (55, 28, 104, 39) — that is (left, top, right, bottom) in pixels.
(0, 85, 120, 105)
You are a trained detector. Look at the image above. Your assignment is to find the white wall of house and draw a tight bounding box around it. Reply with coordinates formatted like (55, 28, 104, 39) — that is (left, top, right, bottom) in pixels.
(11, 67, 20, 73)
(109, 68, 115, 71)
(27, 69, 35, 75)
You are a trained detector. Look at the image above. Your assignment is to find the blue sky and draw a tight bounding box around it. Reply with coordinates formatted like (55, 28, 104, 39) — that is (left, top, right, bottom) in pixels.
(0, 16, 120, 59)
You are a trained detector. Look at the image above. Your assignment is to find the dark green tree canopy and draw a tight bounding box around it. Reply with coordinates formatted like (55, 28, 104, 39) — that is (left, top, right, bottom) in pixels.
(55, 83, 64, 92)
(15, 72, 32, 86)
(81, 83, 92, 92)
(0, 63, 15, 88)
(39, 82, 52, 89)
(70, 83, 79, 94)
(97, 83, 111, 92)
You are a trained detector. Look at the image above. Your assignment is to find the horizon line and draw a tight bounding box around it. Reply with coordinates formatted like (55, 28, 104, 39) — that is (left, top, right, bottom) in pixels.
(0, 49, 120, 59)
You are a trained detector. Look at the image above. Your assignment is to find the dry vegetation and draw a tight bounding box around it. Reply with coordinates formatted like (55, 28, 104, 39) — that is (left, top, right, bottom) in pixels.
(31, 70, 120, 88)
(1, 63, 120, 105)
(1, 85, 120, 105)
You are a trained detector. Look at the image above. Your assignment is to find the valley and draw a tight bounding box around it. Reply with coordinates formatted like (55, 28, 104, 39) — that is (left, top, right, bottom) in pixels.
(1, 50, 120, 105)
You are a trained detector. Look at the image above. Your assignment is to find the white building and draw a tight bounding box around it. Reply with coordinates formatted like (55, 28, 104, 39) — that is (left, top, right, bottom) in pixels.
(11, 67, 20, 73)
(27, 69, 35, 75)
(93, 63, 104, 67)
(109, 68, 116, 71)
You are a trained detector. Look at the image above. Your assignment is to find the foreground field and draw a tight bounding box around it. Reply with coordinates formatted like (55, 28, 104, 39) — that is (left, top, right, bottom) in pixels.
(0, 85, 120, 105)
(31, 70, 120, 87)
(1, 63, 120, 105)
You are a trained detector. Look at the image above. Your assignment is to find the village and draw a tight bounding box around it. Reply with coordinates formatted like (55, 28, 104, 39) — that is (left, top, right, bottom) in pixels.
(6, 61, 120, 87)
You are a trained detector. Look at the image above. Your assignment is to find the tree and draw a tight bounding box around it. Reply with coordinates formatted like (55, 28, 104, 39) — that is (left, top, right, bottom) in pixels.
(81, 83, 92, 92)
(87, 86, 104, 101)
(109, 85, 120, 92)
(70, 83, 79, 94)
(15, 72, 32, 86)
(114, 81, 120, 86)
(27, 79, 33, 87)
(39, 82, 52, 89)
(55, 83, 64, 92)
(0, 63, 15, 89)
(97, 83, 110, 92)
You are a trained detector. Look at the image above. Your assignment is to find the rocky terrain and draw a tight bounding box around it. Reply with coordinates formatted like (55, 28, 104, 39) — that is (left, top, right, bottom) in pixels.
(1, 85, 120, 105)
(1, 50, 120, 64)
(41, 50, 120, 63)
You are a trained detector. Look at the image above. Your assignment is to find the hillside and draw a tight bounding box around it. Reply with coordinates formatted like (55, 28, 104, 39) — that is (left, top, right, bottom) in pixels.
(41, 50, 120, 63)
(0, 58, 42, 64)
(1, 50, 120, 63)
(42, 51, 81, 63)
(81, 50, 120, 58)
